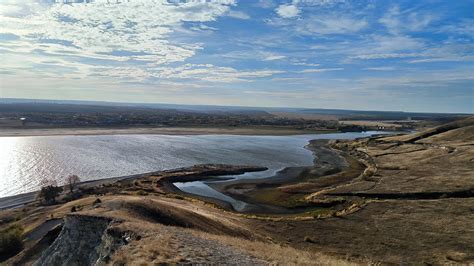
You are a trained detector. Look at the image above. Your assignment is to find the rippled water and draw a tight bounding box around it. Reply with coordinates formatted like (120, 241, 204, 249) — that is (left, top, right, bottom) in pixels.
(0, 132, 381, 198)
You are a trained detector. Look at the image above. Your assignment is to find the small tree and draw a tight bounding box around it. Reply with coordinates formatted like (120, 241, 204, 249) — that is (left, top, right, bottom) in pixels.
(67, 175, 81, 193)
(38, 179, 63, 204)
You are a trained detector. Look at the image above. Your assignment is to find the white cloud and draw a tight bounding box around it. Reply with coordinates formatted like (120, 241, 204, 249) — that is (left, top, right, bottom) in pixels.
(275, 4, 300, 18)
(263, 55, 286, 61)
(0, 0, 236, 81)
(226, 10, 250, 20)
(309, 45, 331, 50)
(150, 64, 284, 83)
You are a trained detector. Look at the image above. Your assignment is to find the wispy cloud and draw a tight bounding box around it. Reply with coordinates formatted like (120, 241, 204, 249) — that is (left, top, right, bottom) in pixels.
(150, 64, 284, 83)
(438, 19, 474, 36)
(292, 62, 321, 67)
(296, 16, 367, 35)
(300, 68, 344, 73)
(379, 5, 435, 34)
(364, 67, 395, 71)
(351, 53, 423, 60)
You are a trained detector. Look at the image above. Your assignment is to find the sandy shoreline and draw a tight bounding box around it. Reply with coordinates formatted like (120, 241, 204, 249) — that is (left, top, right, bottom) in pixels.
(0, 126, 336, 137)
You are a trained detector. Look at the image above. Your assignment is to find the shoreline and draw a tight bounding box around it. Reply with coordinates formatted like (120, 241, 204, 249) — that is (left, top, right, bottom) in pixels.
(205, 139, 354, 214)
(0, 169, 165, 210)
(0, 126, 338, 137)
(0, 138, 361, 213)
(0, 165, 269, 210)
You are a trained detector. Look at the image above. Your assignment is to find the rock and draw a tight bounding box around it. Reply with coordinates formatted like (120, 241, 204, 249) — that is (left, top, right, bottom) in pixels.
(34, 215, 114, 266)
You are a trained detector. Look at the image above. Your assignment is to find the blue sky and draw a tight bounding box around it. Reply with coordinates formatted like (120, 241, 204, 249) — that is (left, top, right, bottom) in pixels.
(0, 0, 473, 113)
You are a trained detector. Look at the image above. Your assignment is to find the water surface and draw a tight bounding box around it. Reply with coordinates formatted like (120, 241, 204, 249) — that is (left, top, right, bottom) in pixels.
(0, 132, 382, 198)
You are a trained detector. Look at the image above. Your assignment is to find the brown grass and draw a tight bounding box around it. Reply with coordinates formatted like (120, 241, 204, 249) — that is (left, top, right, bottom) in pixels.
(109, 220, 356, 265)
(192, 231, 356, 265)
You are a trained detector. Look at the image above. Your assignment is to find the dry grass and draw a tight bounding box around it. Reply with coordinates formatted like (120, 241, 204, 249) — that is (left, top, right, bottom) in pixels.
(112, 225, 179, 265)
(108, 220, 356, 265)
(192, 231, 356, 265)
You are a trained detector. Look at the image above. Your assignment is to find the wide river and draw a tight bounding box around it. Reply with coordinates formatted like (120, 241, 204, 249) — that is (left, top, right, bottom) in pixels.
(0, 132, 382, 198)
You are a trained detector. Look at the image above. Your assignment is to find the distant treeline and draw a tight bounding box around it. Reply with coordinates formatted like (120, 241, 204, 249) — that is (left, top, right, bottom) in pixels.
(0, 102, 465, 131)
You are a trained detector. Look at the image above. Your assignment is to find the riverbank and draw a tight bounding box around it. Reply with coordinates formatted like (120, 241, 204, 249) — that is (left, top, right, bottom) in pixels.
(0, 126, 337, 137)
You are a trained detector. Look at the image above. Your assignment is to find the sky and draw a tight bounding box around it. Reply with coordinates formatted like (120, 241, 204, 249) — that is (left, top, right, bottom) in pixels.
(0, 0, 473, 113)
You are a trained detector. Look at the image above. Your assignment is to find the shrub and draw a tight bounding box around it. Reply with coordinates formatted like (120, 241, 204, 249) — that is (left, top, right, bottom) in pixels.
(38, 185, 63, 204)
(0, 224, 24, 262)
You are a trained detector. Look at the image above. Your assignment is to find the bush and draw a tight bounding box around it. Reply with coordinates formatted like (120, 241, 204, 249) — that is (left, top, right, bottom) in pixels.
(38, 185, 63, 204)
(0, 224, 24, 262)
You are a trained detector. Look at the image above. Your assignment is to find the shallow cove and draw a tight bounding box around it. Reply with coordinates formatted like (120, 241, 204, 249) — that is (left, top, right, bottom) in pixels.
(174, 131, 386, 212)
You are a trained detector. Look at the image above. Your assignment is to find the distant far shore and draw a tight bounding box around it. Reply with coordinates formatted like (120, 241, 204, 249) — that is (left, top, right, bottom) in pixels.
(0, 126, 338, 137)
